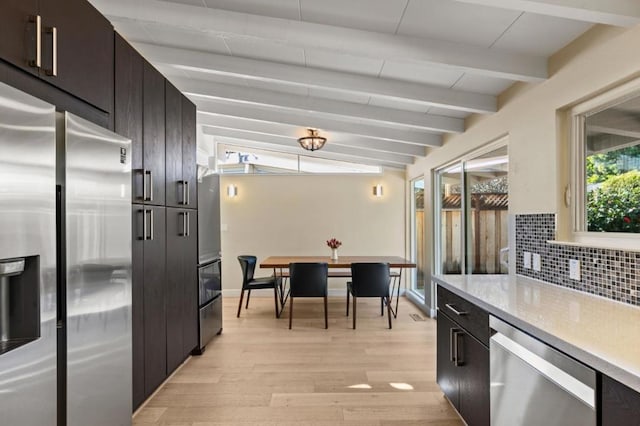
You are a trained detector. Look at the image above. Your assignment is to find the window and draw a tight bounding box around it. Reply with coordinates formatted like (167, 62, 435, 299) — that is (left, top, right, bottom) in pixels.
(435, 143, 509, 275)
(572, 78, 640, 243)
(216, 145, 381, 175)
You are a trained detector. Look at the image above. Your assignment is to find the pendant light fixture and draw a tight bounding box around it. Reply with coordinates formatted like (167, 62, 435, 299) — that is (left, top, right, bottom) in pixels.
(297, 128, 327, 151)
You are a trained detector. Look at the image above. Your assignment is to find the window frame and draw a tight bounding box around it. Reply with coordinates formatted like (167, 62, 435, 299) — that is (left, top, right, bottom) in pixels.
(570, 77, 640, 249)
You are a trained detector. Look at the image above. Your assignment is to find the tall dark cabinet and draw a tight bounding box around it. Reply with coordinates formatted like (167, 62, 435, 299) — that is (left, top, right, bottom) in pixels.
(115, 33, 199, 410)
(166, 208, 198, 372)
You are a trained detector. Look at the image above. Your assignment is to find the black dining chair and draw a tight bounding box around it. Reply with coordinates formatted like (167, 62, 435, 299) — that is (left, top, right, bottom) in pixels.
(237, 255, 282, 318)
(347, 262, 392, 329)
(288, 262, 329, 329)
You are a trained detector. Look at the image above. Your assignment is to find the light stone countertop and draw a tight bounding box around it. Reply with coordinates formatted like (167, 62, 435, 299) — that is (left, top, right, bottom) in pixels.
(433, 274, 640, 393)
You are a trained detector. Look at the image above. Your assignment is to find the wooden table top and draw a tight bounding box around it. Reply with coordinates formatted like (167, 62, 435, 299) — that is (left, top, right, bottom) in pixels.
(259, 255, 416, 269)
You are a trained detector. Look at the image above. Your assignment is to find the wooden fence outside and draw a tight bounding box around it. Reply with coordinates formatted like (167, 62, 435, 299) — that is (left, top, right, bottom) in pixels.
(416, 209, 508, 275)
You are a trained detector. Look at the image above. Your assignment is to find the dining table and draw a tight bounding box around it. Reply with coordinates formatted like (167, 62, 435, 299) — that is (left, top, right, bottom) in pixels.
(259, 255, 416, 318)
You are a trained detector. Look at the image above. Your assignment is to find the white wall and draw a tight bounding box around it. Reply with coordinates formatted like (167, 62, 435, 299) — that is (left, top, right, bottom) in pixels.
(220, 171, 406, 293)
(405, 24, 640, 310)
(408, 24, 640, 219)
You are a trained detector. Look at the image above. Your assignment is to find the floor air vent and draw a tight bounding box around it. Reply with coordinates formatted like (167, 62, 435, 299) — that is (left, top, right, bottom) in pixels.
(409, 313, 426, 322)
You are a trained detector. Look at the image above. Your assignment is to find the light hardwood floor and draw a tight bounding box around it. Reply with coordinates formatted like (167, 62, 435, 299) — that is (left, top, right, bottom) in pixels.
(133, 295, 463, 426)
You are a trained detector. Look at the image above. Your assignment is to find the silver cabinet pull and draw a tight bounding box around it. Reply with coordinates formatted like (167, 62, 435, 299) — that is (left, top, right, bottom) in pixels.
(144, 170, 153, 201)
(142, 170, 147, 201)
(449, 328, 456, 363)
(180, 211, 186, 237)
(149, 170, 153, 201)
(185, 181, 189, 205)
(29, 15, 42, 68)
(140, 209, 146, 240)
(186, 211, 190, 237)
(179, 180, 186, 205)
(445, 303, 468, 316)
(149, 209, 154, 240)
(45, 26, 57, 76)
(453, 331, 463, 366)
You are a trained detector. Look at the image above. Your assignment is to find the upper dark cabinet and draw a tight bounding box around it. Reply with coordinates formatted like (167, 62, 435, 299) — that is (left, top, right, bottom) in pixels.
(143, 61, 166, 206)
(166, 87, 197, 209)
(0, 0, 114, 113)
(114, 34, 143, 204)
(182, 97, 197, 209)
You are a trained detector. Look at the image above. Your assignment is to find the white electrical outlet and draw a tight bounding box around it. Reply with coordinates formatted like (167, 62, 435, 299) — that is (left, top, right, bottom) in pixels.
(569, 259, 581, 280)
(533, 253, 541, 272)
(523, 252, 532, 269)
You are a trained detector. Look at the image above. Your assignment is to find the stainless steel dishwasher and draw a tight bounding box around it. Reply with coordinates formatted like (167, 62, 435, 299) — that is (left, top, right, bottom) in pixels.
(490, 316, 596, 426)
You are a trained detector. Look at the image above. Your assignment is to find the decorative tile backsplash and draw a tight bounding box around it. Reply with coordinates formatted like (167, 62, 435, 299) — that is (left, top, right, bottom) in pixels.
(515, 213, 640, 306)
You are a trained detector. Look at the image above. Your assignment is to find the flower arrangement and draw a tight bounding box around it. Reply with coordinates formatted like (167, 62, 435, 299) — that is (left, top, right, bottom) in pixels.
(326, 238, 342, 249)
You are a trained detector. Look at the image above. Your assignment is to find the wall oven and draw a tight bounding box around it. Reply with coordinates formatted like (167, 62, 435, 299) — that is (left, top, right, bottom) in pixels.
(193, 259, 222, 355)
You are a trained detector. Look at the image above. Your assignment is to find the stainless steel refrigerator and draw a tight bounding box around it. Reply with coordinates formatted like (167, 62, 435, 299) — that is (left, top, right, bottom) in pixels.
(0, 81, 132, 425)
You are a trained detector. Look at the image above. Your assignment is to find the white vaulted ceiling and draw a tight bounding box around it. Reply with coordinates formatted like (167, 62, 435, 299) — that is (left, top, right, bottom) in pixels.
(89, 0, 640, 169)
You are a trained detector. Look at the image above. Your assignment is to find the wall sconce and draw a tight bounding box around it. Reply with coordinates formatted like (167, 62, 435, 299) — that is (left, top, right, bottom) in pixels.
(227, 184, 238, 198)
(373, 184, 383, 197)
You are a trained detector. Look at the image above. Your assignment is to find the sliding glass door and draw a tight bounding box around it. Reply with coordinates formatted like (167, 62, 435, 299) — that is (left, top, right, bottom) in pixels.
(410, 178, 425, 295)
(435, 145, 509, 275)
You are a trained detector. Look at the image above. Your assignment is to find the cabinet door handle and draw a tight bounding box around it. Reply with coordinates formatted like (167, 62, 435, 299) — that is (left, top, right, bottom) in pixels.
(139, 209, 146, 240)
(45, 26, 57, 76)
(453, 331, 464, 366)
(148, 209, 154, 241)
(185, 181, 189, 205)
(445, 303, 468, 316)
(180, 211, 186, 237)
(179, 180, 186, 205)
(186, 211, 190, 237)
(142, 169, 147, 201)
(29, 15, 42, 68)
(144, 170, 153, 201)
(450, 328, 460, 364)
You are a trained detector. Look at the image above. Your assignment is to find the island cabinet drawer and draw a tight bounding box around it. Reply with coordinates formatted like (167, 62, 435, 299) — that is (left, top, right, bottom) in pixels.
(437, 285, 489, 346)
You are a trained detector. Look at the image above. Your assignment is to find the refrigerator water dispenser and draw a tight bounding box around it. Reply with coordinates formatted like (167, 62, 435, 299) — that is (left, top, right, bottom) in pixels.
(0, 256, 40, 355)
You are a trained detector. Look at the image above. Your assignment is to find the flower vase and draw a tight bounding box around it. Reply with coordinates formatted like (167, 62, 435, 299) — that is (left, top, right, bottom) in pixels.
(331, 248, 338, 260)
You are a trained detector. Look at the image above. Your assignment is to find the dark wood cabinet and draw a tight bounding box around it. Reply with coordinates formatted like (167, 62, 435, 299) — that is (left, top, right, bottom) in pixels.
(458, 331, 489, 426)
(115, 34, 144, 205)
(182, 97, 198, 209)
(166, 208, 198, 372)
(0, 0, 39, 77)
(115, 32, 199, 409)
(602, 375, 640, 426)
(436, 285, 490, 426)
(183, 209, 199, 355)
(165, 86, 197, 209)
(143, 61, 166, 206)
(165, 83, 183, 208)
(437, 312, 460, 407)
(140, 206, 167, 397)
(0, 0, 113, 113)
